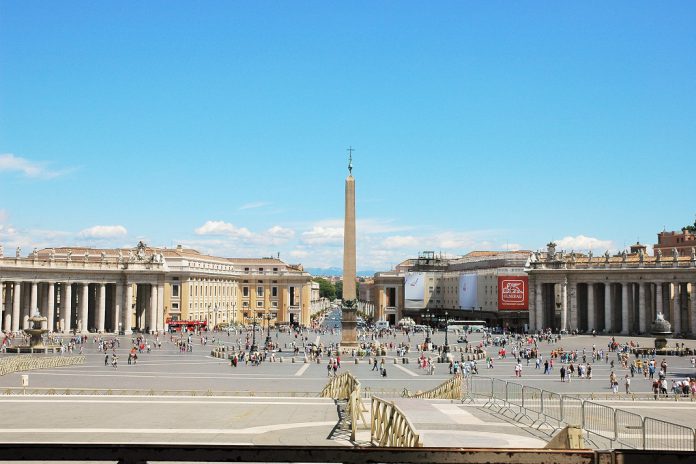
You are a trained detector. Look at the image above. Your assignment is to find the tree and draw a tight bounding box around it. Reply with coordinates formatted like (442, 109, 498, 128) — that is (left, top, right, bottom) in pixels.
(685, 215, 696, 233)
(313, 278, 336, 301)
(335, 280, 343, 301)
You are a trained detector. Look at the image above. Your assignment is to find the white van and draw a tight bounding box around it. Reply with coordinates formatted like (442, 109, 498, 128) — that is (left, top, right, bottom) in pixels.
(375, 320, 390, 330)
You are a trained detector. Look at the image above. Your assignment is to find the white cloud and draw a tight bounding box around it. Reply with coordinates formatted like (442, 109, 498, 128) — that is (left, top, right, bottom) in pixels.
(0, 153, 71, 179)
(267, 226, 295, 239)
(195, 221, 252, 238)
(302, 226, 344, 245)
(289, 249, 309, 259)
(554, 235, 614, 252)
(382, 235, 422, 249)
(239, 201, 270, 210)
(79, 225, 128, 239)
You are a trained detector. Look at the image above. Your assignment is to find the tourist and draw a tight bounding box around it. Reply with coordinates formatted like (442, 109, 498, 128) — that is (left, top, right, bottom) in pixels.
(560, 365, 566, 382)
(624, 375, 631, 394)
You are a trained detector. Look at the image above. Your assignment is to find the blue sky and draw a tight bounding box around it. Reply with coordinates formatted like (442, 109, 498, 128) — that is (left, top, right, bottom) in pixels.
(1, 2, 695, 271)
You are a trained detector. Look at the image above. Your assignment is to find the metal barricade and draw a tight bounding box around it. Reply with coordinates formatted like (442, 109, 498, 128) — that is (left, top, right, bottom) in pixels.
(506, 382, 524, 407)
(643, 417, 695, 451)
(560, 396, 583, 428)
(522, 385, 542, 415)
(542, 390, 562, 424)
(614, 409, 644, 450)
(491, 379, 508, 411)
(582, 401, 615, 443)
(468, 376, 493, 403)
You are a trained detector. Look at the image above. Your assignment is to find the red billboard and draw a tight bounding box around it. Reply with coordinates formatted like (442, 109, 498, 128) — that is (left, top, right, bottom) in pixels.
(498, 276, 529, 310)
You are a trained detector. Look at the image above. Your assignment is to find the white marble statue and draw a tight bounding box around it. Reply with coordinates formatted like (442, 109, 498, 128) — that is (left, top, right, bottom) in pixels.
(16, 246, 21, 258)
(67, 250, 72, 261)
(0, 244, 3, 258)
(50, 248, 56, 260)
(672, 247, 679, 261)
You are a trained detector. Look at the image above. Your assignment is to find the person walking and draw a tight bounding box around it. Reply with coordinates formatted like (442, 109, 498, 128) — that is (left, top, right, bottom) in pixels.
(624, 374, 631, 394)
(560, 365, 566, 382)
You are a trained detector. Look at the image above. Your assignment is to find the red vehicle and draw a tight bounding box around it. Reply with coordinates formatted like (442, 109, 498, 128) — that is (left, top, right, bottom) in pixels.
(167, 319, 208, 333)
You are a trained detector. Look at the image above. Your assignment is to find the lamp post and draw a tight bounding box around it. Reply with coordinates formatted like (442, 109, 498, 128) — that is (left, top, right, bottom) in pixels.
(443, 310, 450, 354)
(424, 308, 432, 346)
(264, 312, 273, 348)
(250, 313, 258, 353)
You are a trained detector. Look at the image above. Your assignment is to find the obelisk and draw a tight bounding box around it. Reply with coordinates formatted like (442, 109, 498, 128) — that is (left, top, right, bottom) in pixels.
(341, 149, 358, 348)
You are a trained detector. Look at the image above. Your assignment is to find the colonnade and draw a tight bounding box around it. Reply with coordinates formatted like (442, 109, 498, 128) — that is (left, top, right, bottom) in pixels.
(0, 280, 165, 334)
(530, 279, 696, 336)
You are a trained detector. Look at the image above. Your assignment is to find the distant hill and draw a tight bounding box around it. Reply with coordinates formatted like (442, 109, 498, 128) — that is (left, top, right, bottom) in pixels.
(306, 267, 378, 278)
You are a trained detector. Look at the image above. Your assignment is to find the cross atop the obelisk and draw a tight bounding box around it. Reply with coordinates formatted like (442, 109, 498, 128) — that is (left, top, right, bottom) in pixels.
(347, 146, 354, 175)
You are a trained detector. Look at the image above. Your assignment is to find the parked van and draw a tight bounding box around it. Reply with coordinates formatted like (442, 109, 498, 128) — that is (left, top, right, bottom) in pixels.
(375, 320, 390, 330)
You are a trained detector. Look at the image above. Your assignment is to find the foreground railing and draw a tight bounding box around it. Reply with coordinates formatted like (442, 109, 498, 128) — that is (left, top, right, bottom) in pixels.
(0, 355, 85, 376)
(371, 397, 423, 447)
(0, 444, 690, 463)
(320, 371, 368, 441)
(402, 373, 462, 400)
(1, 387, 318, 397)
(465, 376, 696, 451)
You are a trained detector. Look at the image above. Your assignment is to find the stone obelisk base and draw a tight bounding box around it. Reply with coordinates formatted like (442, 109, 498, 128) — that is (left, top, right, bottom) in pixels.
(341, 304, 359, 348)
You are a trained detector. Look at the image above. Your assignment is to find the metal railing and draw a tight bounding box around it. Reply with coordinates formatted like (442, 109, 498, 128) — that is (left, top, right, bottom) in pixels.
(0, 355, 85, 375)
(371, 396, 423, 447)
(465, 375, 696, 451)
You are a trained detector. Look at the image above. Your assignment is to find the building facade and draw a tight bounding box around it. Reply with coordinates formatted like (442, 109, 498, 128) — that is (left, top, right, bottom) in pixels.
(526, 243, 696, 336)
(0, 243, 314, 334)
(364, 251, 532, 329)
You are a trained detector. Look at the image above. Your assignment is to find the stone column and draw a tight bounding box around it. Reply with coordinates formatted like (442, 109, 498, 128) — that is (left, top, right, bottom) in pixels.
(97, 283, 106, 333)
(11, 282, 21, 332)
(149, 284, 157, 333)
(621, 282, 629, 335)
(569, 282, 578, 331)
(0, 281, 4, 330)
(690, 283, 696, 336)
(123, 283, 133, 335)
(656, 282, 663, 318)
(673, 283, 682, 335)
(62, 283, 72, 333)
(528, 283, 536, 332)
(605, 283, 612, 333)
(30, 281, 38, 316)
(47, 282, 55, 333)
(4, 283, 12, 331)
(638, 282, 646, 334)
(80, 283, 89, 333)
(157, 282, 165, 332)
(114, 284, 123, 335)
(560, 280, 568, 332)
(535, 282, 543, 332)
(587, 283, 595, 332)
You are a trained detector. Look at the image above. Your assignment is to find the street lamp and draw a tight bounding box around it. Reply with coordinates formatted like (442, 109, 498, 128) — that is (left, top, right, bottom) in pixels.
(250, 313, 258, 353)
(443, 310, 450, 354)
(264, 312, 273, 348)
(424, 308, 432, 345)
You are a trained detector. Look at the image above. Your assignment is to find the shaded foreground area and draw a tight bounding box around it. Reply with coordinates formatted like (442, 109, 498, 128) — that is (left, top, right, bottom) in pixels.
(0, 444, 691, 464)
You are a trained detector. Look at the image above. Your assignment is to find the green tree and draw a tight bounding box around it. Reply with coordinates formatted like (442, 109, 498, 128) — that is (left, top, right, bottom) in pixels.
(313, 278, 336, 300)
(685, 215, 696, 233)
(335, 280, 343, 301)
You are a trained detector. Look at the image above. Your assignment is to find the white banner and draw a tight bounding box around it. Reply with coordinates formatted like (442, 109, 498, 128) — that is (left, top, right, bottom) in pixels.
(404, 272, 426, 309)
(458, 273, 478, 310)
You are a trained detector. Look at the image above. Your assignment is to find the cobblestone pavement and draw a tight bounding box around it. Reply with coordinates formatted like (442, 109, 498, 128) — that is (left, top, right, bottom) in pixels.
(2, 312, 696, 442)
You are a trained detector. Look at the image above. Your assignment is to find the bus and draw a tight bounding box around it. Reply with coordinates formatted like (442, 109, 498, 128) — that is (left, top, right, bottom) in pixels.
(447, 320, 487, 333)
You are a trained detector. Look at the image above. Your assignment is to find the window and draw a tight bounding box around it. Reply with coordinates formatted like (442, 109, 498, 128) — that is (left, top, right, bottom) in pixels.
(259, 267, 263, 272)
(172, 285, 179, 297)
(272, 286, 278, 297)
(172, 303, 179, 310)
(256, 301, 263, 307)
(273, 267, 278, 272)
(272, 301, 278, 308)
(243, 287, 249, 297)
(242, 301, 249, 308)
(257, 286, 264, 297)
